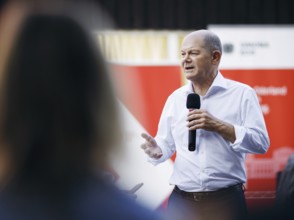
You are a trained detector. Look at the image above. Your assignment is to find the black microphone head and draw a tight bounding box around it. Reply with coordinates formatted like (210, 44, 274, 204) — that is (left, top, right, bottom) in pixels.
(186, 93, 200, 109)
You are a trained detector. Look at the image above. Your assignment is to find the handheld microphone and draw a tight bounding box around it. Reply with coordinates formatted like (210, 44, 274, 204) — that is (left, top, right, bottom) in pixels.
(186, 93, 201, 151)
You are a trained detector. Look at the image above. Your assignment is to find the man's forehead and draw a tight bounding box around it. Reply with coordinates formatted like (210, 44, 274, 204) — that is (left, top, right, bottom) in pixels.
(181, 37, 205, 51)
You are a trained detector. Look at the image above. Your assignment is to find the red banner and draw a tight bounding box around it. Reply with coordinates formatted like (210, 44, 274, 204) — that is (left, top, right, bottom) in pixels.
(111, 64, 294, 211)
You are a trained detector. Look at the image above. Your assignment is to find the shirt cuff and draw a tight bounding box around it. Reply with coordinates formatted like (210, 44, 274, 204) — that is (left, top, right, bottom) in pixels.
(230, 125, 246, 150)
(147, 156, 162, 166)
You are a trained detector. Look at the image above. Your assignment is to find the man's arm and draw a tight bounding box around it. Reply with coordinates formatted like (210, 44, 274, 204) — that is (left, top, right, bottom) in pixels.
(187, 109, 236, 143)
(187, 89, 270, 154)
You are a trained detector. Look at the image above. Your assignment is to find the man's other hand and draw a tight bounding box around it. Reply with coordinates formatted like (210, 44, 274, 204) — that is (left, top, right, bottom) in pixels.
(140, 133, 163, 159)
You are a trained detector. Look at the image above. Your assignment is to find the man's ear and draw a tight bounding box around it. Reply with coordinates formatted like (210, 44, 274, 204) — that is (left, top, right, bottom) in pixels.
(211, 50, 221, 64)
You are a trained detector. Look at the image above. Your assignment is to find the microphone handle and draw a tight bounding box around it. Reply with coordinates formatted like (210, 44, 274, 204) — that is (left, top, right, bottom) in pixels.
(188, 130, 196, 151)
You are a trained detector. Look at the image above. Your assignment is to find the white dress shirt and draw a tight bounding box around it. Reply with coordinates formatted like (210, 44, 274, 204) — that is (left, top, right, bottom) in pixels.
(150, 72, 270, 192)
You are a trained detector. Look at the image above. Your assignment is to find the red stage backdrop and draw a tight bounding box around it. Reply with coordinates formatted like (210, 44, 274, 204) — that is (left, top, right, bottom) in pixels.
(111, 65, 294, 212)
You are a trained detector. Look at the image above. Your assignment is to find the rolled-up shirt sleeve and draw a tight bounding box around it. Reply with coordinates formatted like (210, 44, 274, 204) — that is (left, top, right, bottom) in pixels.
(148, 96, 176, 165)
(230, 88, 270, 154)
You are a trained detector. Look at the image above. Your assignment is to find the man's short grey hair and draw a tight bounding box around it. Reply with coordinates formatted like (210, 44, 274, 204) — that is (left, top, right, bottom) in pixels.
(203, 32, 222, 54)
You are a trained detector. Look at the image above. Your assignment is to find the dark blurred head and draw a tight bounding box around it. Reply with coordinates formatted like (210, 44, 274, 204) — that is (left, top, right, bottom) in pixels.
(0, 14, 121, 186)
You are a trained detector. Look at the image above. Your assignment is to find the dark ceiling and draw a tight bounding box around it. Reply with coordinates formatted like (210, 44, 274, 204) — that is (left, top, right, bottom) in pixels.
(96, 0, 294, 29)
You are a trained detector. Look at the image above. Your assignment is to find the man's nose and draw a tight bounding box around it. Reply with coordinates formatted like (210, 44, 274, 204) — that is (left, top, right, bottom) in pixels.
(183, 54, 191, 62)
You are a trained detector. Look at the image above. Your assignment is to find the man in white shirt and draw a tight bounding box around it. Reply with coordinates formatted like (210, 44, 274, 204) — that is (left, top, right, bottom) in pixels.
(141, 30, 270, 220)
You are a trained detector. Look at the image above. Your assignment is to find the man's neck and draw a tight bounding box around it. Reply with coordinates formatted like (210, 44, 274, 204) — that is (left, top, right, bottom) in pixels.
(192, 70, 218, 96)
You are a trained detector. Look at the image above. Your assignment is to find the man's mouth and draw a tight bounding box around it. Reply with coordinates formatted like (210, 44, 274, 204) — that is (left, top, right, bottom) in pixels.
(184, 66, 195, 72)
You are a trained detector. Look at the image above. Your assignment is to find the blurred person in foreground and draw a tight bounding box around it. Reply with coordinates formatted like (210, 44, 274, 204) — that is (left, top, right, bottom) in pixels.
(248, 154, 294, 220)
(141, 30, 270, 220)
(274, 154, 294, 219)
(0, 12, 161, 220)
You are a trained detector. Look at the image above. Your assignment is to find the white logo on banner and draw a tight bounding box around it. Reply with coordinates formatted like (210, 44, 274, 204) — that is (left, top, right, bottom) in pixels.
(246, 147, 294, 179)
(254, 86, 288, 115)
(209, 25, 294, 69)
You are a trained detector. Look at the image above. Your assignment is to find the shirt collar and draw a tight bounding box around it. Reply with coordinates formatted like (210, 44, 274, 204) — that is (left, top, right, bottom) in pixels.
(185, 71, 228, 97)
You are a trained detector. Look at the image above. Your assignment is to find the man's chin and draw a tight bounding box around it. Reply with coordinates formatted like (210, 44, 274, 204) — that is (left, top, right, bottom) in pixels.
(185, 73, 195, 81)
